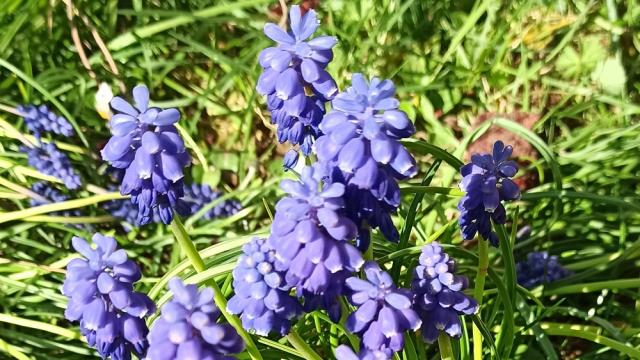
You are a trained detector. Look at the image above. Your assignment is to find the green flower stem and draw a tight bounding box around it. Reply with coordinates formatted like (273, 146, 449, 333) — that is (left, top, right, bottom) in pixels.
(472, 238, 490, 360)
(169, 216, 263, 360)
(438, 332, 454, 360)
(287, 331, 322, 360)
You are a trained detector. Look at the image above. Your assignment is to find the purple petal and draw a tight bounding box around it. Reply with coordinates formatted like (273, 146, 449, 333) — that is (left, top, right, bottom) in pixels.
(371, 137, 396, 164)
(329, 121, 358, 145)
(101, 134, 133, 161)
(500, 179, 520, 200)
(374, 97, 399, 111)
(351, 73, 368, 94)
(110, 96, 138, 116)
(308, 36, 337, 50)
(301, 58, 321, 83)
(176, 339, 202, 358)
(109, 114, 138, 137)
(257, 68, 279, 95)
(379, 306, 398, 337)
(264, 23, 294, 44)
(289, 5, 303, 38)
(311, 70, 338, 99)
(71, 237, 94, 260)
(385, 292, 411, 310)
(270, 51, 293, 72)
(133, 148, 154, 179)
(132, 85, 149, 112)
(142, 132, 162, 154)
(483, 190, 500, 212)
(154, 108, 180, 126)
(258, 47, 280, 68)
(160, 152, 185, 182)
(338, 137, 366, 173)
(389, 145, 417, 178)
(296, 8, 319, 41)
(276, 68, 302, 99)
(283, 92, 307, 116)
(498, 160, 518, 177)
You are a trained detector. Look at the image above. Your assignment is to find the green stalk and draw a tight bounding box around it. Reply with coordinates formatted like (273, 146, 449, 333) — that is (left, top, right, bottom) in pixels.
(472, 238, 490, 360)
(438, 332, 454, 360)
(0, 192, 124, 224)
(287, 331, 323, 360)
(169, 217, 263, 360)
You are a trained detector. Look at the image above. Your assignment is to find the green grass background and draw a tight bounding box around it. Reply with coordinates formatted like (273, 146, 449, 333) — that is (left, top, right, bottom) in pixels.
(0, 0, 639, 359)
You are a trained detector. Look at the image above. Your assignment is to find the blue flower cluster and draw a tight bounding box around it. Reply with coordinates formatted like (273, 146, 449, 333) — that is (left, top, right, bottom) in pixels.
(30, 182, 80, 218)
(257, 5, 337, 155)
(106, 182, 241, 230)
(21, 143, 82, 189)
(268, 165, 364, 318)
(316, 74, 417, 250)
(516, 251, 572, 288)
(228, 237, 302, 335)
(412, 242, 478, 343)
(147, 278, 244, 360)
(62, 233, 155, 360)
(345, 262, 421, 355)
(101, 85, 191, 225)
(183, 183, 242, 221)
(458, 140, 520, 245)
(19, 104, 74, 139)
(335, 345, 393, 360)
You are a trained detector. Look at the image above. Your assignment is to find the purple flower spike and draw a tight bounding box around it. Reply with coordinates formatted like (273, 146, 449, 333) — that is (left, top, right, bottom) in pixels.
(268, 164, 364, 318)
(183, 183, 242, 221)
(345, 262, 421, 354)
(458, 140, 520, 245)
(335, 345, 393, 360)
(516, 251, 572, 289)
(62, 233, 155, 360)
(257, 5, 338, 155)
(101, 85, 191, 226)
(315, 74, 417, 249)
(228, 238, 303, 335)
(30, 182, 80, 216)
(21, 143, 82, 189)
(412, 242, 478, 343)
(19, 104, 74, 139)
(147, 278, 244, 360)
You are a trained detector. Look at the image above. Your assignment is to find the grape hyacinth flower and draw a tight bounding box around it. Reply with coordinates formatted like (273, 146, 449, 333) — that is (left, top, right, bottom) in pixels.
(147, 278, 244, 360)
(21, 143, 82, 189)
(412, 242, 478, 343)
(19, 104, 74, 139)
(257, 5, 338, 155)
(458, 140, 520, 246)
(106, 197, 160, 231)
(183, 183, 242, 221)
(344, 262, 421, 354)
(335, 345, 393, 360)
(268, 165, 363, 318)
(228, 237, 302, 335)
(101, 85, 191, 225)
(30, 182, 80, 216)
(283, 149, 300, 171)
(315, 74, 417, 250)
(516, 251, 572, 289)
(62, 233, 155, 360)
